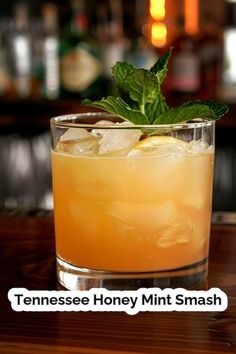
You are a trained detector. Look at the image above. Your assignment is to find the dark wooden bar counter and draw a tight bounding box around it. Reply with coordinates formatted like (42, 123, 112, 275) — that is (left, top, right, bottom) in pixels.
(0, 211, 235, 354)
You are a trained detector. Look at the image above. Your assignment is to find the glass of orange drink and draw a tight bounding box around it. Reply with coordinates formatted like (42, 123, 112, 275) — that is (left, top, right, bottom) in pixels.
(51, 112, 215, 290)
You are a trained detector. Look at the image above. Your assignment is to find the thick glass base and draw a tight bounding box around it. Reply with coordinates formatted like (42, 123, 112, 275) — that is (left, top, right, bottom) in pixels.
(57, 256, 208, 290)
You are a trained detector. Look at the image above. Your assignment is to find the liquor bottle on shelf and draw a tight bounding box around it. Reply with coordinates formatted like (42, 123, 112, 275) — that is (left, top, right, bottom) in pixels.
(41, 3, 59, 100)
(95, 0, 125, 95)
(10, 2, 32, 98)
(198, 13, 221, 99)
(125, 0, 157, 69)
(60, 0, 103, 100)
(31, 18, 43, 98)
(0, 21, 10, 97)
(168, 16, 200, 101)
(220, 0, 236, 101)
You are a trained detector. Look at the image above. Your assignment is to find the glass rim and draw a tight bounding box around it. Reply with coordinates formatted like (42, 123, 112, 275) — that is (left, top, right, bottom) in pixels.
(51, 112, 215, 130)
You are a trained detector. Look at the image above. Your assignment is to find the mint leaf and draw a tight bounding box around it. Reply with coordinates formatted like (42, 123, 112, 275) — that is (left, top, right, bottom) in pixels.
(82, 97, 149, 125)
(126, 69, 159, 114)
(153, 105, 212, 124)
(150, 47, 172, 84)
(145, 96, 169, 124)
(112, 62, 135, 92)
(180, 100, 229, 118)
(153, 100, 228, 125)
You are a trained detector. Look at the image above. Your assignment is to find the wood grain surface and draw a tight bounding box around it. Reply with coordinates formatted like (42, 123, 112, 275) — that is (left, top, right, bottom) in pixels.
(0, 213, 235, 354)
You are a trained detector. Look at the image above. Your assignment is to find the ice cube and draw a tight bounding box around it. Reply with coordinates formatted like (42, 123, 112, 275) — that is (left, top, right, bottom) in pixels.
(107, 201, 177, 230)
(56, 135, 101, 156)
(181, 148, 214, 209)
(91, 120, 115, 136)
(96, 122, 142, 156)
(60, 128, 91, 141)
(187, 139, 209, 154)
(157, 223, 192, 248)
(95, 120, 115, 126)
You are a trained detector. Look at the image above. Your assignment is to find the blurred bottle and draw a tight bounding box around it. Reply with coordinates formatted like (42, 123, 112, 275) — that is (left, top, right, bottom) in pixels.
(198, 13, 221, 99)
(95, 0, 125, 94)
(102, 1, 124, 74)
(0, 21, 10, 97)
(126, 34, 158, 70)
(125, 0, 157, 69)
(41, 3, 59, 100)
(31, 18, 43, 98)
(60, 0, 103, 99)
(220, 1, 236, 101)
(10, 2, 32, 98)
(169, 16, 200, 100)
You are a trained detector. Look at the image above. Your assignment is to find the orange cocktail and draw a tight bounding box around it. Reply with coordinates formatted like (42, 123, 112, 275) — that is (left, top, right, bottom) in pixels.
(51, 113, 215, 290)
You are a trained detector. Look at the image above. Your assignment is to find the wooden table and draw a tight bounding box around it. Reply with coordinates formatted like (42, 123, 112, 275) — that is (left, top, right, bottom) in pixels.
(0, 211, 235, 354)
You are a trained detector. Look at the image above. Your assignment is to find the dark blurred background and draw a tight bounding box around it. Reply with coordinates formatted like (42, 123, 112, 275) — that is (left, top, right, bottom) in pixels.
(0, 0, 235, 211)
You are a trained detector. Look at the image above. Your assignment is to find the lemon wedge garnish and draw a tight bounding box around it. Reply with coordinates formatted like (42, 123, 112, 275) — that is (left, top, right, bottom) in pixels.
(128, 136, 187, 157)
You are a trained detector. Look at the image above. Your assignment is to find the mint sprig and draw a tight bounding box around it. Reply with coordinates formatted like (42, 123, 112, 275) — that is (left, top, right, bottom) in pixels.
(82, 48, 229, 125)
